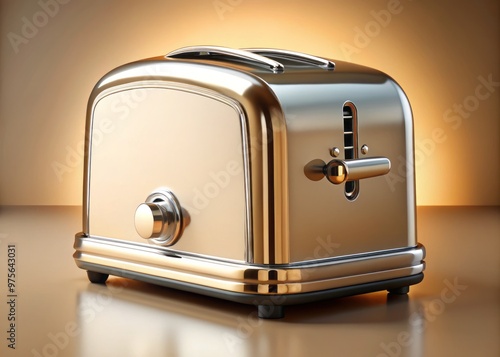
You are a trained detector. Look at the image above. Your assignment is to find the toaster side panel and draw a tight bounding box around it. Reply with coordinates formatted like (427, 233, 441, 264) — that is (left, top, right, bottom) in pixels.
(86, 84, 247, 261)
(271, 78, 416, 263)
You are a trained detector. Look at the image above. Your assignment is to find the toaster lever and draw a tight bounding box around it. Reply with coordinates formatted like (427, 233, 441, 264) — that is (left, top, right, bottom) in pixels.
(324, 157, 391, 184)
(304, 157, 391, 184)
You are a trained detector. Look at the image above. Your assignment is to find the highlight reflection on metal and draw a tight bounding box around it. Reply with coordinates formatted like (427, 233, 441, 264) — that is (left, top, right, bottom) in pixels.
(244, 48, 335, 69)
(74, 234, 425, 294)
(167, 46, 286, 72)
(74, 46, 425, 318)
(134, 189, 185, 246)
(304, 157, 391, 184)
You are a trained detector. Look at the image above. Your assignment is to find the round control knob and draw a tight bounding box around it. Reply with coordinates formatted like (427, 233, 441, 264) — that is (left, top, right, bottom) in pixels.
(134, 190, 184, 246)
(135, 202, 169, 239)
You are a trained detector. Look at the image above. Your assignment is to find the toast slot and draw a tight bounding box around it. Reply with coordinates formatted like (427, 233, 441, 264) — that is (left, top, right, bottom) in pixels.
(343, 102, 359, 200)
(244, 48, 335, 70)
(166, 46, 284, 72)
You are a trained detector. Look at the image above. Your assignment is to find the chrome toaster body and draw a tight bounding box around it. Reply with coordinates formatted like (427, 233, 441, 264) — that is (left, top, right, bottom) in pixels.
(74, 46, 425, 318)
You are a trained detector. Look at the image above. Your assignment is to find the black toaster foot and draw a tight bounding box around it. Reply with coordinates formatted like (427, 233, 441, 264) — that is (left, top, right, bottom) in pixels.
(387, 286, 410, 295)
(86, 270, 109, 284)
(258, 305, 285, 319)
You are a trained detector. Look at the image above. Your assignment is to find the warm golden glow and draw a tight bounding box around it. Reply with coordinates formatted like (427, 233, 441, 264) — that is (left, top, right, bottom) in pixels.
(0, 0, 498, 205)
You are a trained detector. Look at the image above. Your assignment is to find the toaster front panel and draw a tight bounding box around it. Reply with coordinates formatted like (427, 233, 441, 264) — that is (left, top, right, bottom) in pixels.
(87, 84, 247, 261)
(273, 79, 415, 263)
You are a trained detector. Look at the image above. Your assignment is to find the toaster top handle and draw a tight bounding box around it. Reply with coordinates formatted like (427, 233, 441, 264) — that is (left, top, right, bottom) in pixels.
(166, 46, 285, 72)
(244, 48, 335, 70)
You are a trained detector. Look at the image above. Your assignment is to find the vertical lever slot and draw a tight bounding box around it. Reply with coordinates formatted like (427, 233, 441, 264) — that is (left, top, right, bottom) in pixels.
(343, 102, 359, 200)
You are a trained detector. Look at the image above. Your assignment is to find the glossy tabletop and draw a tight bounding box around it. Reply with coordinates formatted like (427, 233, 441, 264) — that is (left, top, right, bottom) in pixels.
(0, 206, 498, 357)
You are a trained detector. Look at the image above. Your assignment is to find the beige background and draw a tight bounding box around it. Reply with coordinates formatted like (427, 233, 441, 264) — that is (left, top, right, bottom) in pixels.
(0, 0, 498, 206)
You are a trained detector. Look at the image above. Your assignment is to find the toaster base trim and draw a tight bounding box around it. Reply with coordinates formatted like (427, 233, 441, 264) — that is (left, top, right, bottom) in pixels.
(74, 233, 425, 317)
(79, 259, 423, 319)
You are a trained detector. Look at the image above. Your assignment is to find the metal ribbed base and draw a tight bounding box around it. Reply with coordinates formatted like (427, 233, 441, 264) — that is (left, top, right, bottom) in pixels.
(74, 233, 425, 318)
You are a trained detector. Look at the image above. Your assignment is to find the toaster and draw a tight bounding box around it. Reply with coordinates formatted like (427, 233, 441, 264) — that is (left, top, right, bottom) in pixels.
(74, 46, 425, 318)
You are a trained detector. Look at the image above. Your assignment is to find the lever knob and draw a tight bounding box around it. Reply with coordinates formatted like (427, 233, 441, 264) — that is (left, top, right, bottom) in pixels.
(323, 160, 347, 184)
(134, 190, 184, 246)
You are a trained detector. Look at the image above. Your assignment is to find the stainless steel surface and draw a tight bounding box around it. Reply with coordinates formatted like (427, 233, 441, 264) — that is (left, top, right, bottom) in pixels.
(1, 206, 498, 356)
(84, 57, 290, 265)
(74, 234, 424, 295)
(244, 48, 335, 69)
(166, 46, 285, 72)
(87, 84, 249, 262)
(307, 157, 392, 185)
(303, 159, 328, 181)
(83, 47, 417, 267)
(78, 46, 423, 314)
(268, 71, 417, 260)
(330, 147, 340, 157)
(326, 157, 391, 184)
